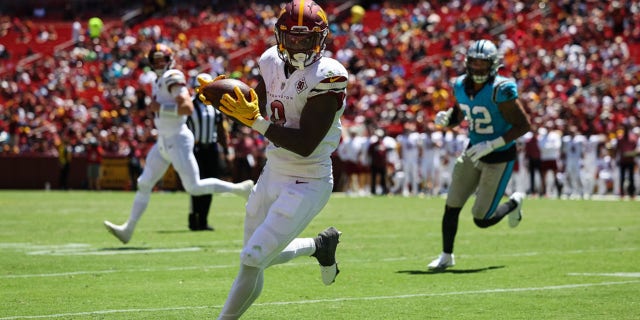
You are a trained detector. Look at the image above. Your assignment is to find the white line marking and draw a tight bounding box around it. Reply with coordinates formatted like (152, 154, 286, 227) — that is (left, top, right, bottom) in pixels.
(27, 247, 202, 256)
(1, 264, 237, 279)
(568, 272, 640, 278)
(2, 246, 638, 279)
(1, 280, 637, 319)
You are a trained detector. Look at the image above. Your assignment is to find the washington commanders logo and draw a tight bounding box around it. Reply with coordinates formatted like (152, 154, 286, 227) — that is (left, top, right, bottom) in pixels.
(296, 77, 308, 94)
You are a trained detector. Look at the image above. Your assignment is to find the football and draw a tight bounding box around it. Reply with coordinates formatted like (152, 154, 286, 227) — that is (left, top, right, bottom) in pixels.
(198, 78, 252, 111)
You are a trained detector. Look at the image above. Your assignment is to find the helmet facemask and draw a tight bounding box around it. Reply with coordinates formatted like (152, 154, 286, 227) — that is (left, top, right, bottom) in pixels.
(276, 26, 327, 70)
(466, 57, 493, 84)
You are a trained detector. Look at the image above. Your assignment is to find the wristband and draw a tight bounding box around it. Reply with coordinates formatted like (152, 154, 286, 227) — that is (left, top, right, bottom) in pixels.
(252, 116, 270, 135)
(490, 137, 506, 149)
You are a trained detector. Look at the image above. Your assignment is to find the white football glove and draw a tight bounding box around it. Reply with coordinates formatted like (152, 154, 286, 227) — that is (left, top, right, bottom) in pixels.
(435, 109, 453, 127)
(466, 137, 506, 162)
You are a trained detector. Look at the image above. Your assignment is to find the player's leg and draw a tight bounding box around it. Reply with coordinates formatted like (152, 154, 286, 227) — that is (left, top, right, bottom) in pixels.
(428, 155, 480, 269)
(471, 160, 522, 228)
(190, 146, 216, 230)
(408, 161, 420, 195)
(170, 129, 253, 198)
(218, 171, 334, 319)
(628, 164, 636, 198)
(217, 264, 263, 320)
(104, 142, 170, 243)
(246, 175, 333, 269)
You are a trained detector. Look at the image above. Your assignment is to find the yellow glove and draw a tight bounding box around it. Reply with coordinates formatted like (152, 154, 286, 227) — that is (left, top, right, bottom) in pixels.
(196, 74, 226, 105)
(220, 86, 270, 134)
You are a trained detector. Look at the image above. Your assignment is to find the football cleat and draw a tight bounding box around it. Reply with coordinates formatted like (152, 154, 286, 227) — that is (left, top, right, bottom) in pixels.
(508, 192, 524, 228)
(428, 252, 455, 270)
(104, 220, 132, 244)
(312, 226, 341, 285)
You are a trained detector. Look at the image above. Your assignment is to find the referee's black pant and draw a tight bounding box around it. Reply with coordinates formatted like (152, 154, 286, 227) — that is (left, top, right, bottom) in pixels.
(189, 143, 220, 230)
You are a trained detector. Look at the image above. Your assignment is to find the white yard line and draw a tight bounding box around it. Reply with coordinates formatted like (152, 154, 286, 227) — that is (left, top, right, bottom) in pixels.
(1, 246, 637, 279)
(567, 272, 640, 278)
(1, 280, 638, 319)
(27, 247, 202, 256)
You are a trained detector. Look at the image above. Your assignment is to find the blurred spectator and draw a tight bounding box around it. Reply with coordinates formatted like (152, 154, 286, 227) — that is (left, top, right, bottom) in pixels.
(85, 137, 104, 190)
(0, 44, 9, 59)
(72, 19, 82, 44)
(127, 140, 143, 191)
(561, 126, 586, 198)
(56, 134, 73, 190)
(582, 133, 605, 199)
(615, 125, 638, 198)
(336, 126, 366, 196)
(230, 126, 260, 183)
(0, 1, 638, 197)
(396, 121, 421, 197)
(538, 126, 564, 198)
(367, 128, 389, 196)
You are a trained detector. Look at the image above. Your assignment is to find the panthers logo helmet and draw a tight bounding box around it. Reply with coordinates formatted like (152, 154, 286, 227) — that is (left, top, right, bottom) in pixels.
(465, 39, 502, 84)
(275, 0, 329, 70)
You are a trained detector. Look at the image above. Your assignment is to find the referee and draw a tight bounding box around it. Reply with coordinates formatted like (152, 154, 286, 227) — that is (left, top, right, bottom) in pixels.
(186, 73, 230, 231)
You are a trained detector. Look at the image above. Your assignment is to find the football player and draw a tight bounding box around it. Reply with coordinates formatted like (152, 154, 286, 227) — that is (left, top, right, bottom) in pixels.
(428, 39, 531, 269)
(103, 43, 253, 244)
(198, 1, 348, 318)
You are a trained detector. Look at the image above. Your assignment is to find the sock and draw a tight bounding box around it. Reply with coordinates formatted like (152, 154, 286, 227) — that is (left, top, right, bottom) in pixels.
(126, 191, 150, 230)
(493, 199, 517, 219)
(442, 205, 461, 254)
(269, 238, 315, 267)
(217, 264, 263, 320)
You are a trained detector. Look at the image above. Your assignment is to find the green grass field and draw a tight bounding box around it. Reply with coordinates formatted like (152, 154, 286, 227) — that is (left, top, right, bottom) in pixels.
(0, 190, 638, 319)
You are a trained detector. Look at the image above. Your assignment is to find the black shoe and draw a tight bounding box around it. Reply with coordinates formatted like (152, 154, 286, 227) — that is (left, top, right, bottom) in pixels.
(190, 224, 215, 232)
(188, 213, 199, 230)
(200, 225, 215, 231)
(312, 226, 341, 285)
(312, 226, 340, 266)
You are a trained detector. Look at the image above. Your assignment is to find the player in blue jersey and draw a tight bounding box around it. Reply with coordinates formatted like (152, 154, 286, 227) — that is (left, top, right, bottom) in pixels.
(428, 39, 531, 269)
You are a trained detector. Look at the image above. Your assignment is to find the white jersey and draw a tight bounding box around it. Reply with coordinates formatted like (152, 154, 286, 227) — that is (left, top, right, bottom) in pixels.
(584, 134, 603, 165)
(259, 46, 348, 178)
(539, 130, 562, 161)
(397, 131, 421, 163)
(152, 69, 188, 136)
(562, 134, 585, 165)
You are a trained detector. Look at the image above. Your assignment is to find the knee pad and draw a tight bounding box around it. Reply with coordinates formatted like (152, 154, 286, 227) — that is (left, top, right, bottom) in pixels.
(241, 188, 309, 268)
(240, 230, 279, 268)
(136, 178, 154, 194)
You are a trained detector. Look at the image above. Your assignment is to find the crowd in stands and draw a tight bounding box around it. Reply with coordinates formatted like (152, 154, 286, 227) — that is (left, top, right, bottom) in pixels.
(0, 0, 639, 196)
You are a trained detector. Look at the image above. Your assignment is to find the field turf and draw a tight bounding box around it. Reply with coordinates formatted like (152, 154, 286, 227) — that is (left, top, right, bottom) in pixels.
(0, 190, 638, 319)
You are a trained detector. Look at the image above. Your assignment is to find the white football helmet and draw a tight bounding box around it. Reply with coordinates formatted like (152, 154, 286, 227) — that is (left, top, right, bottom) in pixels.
(465, 39, 502, 84)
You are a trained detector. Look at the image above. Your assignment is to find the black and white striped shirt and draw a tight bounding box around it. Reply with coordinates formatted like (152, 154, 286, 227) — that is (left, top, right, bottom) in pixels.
(187, 97, 221, 145)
